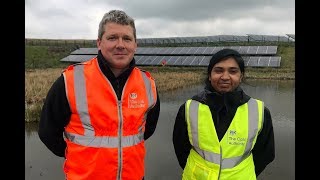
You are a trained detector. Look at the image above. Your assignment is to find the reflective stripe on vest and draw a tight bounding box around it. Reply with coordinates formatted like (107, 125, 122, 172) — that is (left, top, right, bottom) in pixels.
(64, 64, 156, 148)
(187, 98, 262, 169)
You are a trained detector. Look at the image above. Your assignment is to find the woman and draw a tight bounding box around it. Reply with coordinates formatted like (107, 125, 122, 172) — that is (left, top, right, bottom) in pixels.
(172, 48, 275, 180)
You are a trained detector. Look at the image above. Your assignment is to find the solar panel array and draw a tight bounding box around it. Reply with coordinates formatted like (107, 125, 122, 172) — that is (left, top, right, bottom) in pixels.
(137, 35, 249, 44)
(247, 34, 293, 42)
(70, 46, 278, 55)
(61, 46, 281, 67)
(135, 55, 281, 67)
(136, 34, 294, 45)
(136, 46, 277, 55)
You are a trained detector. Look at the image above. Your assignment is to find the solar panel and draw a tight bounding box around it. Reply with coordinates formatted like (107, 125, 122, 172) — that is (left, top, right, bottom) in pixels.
(269, 57, 281, 67)
(185, 37, 194, 43)
(71, 48, 98, 55)
(135, 47, 144, 54)
(212, 47, 225, 54)
(149, 56, 162, 65)
(163, 47, 173, 54)
(247, 34, 293, 42)
(137, 39, 144, 45)
(168, 39, 175, 44)
(145, 39, 153, 44)
(166, 56, 179, 65)
(135, 56, 144, 64)
(172, 47, 184, 54)
(207, 36, 220, 42)
(190, 56, 207, 66)
(228, 46, 241, 52)
(60, 55, 96, 62)
(136, 56, 281, 67)
(140, 56, 154, 65)
(136, 34, 294, 45)
(199, 56, 211, 66)
(60, 54, 281, 68)
(203, 47, 214, 54)
(136, 56, 146, 64)
(182, 56, 195, 65)
(138, 47, 149, 54)
(195, 47, 208, 54)
(157, 47, 168, 54)
(174, 56, 185, 65)
(185, 47, 196, 54)
(149, 47, 160, 54)
(247, 46, 259, 54)
(266, 46, 278, 55)
(65, 46, 279, 60)
(245, 56, 281, 67)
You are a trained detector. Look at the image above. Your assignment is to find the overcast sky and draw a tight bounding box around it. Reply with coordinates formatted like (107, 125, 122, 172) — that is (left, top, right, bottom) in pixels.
(25, 0, 295, 40)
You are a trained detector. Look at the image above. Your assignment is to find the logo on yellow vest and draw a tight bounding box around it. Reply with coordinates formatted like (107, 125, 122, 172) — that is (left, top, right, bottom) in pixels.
(128, 93, 145, 108)
(227, 129, 246, 146)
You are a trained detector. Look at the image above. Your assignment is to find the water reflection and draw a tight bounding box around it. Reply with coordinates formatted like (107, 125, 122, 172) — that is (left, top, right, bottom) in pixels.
(25, 122, 38, 138)
(25, 79, 295, 180)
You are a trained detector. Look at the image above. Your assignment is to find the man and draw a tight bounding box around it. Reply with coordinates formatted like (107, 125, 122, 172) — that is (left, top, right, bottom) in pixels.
(172, 49, 275, 179)
(38, 10, 160, 180)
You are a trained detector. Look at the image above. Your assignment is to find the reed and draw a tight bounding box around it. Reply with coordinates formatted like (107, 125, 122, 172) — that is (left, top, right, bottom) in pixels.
(25, 68, 64, 122)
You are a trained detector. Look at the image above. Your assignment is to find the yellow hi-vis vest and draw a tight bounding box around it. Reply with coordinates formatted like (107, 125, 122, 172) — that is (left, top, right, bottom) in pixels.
(183, 98, 264, 180)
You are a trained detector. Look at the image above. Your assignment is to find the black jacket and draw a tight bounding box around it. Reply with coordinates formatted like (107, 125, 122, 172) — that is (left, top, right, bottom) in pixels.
(38, 50, 160, 157)
(172, 84, 275, 176)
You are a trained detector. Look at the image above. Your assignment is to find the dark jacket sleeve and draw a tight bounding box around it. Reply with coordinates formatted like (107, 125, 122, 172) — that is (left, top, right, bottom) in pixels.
(38, 75, 71, 157)
(252, 106, 275, 176)
(172, 103, 191, 169)
(144, 90, 160, 140)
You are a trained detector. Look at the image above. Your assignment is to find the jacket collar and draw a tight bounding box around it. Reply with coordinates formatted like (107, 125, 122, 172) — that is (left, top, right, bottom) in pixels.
(97, 50, 136, 80)
(192, 84, 250, 112)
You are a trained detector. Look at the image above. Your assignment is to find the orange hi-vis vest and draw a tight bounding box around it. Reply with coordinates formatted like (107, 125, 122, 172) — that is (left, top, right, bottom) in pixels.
(62, 57, 157, 180)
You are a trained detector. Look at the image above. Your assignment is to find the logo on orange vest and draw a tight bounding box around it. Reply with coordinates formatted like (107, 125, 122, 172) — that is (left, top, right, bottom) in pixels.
(130, 93, 138, 99)
(128, 92, 145, 108)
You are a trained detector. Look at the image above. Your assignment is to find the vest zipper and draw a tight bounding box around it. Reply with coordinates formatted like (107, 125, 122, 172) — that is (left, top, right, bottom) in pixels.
(117, 100, 123, 180)
(217, 110, 222, 180)
(218, 146, 222, 179)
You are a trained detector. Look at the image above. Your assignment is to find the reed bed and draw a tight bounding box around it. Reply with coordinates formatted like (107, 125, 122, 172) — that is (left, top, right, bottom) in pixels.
(25, 68, 64, 122)
(25, 66, 294, 122)
(153, 71, 204, 92)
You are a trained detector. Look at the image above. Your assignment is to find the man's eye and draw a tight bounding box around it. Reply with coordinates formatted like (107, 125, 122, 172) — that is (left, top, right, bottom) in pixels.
(123, 37, 132, 42)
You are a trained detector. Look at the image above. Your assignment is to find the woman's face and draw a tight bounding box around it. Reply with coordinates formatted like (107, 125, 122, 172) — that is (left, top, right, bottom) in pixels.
(209, 57, 243, 93)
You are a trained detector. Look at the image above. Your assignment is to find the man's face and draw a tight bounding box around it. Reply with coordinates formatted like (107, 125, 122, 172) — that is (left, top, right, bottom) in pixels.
(97, 22, 137, 70)
(209, 57, 243, 93)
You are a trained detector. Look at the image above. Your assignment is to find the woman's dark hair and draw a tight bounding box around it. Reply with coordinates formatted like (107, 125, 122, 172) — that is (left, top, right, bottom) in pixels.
(205, 48, 245, 86)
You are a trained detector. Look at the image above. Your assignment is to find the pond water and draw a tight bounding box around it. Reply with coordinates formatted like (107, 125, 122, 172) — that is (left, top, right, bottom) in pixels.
(25, 79, 295, 180)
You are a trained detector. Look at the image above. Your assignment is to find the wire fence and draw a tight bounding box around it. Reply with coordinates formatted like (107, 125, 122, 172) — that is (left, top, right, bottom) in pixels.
(25, 39, 97, 47)
(25, 34, 295, 47)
